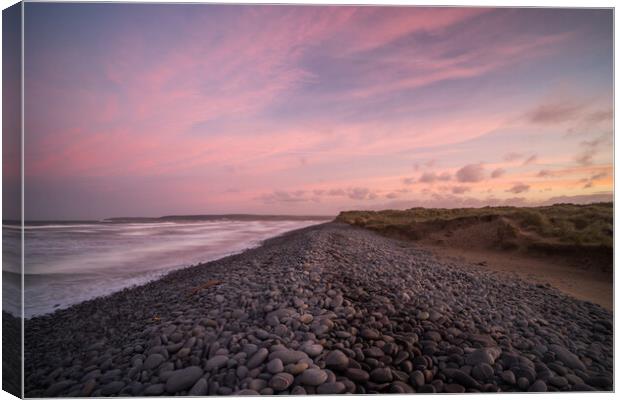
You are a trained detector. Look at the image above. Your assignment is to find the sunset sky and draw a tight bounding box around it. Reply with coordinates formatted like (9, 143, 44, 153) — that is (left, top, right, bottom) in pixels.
(23, 4, 613, 219)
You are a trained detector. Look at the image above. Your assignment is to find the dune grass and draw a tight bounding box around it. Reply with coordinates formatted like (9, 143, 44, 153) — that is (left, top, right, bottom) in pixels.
(336, 202, 613, 248)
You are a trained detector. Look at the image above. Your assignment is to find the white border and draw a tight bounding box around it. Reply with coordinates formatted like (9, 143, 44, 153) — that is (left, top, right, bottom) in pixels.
(0, 1, 616, 400)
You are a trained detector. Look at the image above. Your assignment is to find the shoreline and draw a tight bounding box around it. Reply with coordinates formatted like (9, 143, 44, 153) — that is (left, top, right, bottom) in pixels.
(24, 222, 612, 396)
(20, 218, 327, 319)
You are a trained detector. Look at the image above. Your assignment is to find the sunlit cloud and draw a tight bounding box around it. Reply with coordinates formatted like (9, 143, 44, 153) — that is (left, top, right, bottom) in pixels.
(491, 168, 505, 178)
(456, 163, 485, 183)
(22, 4, 613, 218)
(507, 183, 531, 194)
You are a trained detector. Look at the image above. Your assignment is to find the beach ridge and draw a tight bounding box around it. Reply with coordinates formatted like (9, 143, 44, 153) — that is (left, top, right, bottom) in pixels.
(24, 222, 612, 396)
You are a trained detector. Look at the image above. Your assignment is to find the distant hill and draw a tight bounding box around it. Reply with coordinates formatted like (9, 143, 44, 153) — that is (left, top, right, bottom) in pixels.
(107, 214, 334, 223)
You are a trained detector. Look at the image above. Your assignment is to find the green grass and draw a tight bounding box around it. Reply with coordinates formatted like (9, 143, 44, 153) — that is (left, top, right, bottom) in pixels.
(335, 202, 613, 248)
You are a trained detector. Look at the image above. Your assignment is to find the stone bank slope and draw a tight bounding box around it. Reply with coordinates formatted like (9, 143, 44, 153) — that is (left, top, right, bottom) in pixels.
(24, 222, 612, 396)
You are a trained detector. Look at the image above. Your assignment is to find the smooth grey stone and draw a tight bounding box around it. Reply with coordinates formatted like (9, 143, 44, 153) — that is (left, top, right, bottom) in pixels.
(188, 378, 208, 396)
(143, 354, 166, 370)
(165, 366, 203, 393)
(528, 380, 548, 392)
(445, 383, 465, 393)
(143, 384, 165, 396)
(236, 365, 249, 379)
(269, 372, 294, 391)
(410, 370, 425, 387)
(517, 377, 530, 391)
(466, 348, 501, 366)
(548, 376, 568, 387)
(206, 355, 229, 371)
(317, 381, 346, 394)
(236, 389, 260, 395)
(572, 383, 596, 391)
(248, 379, 267, 392)
(325, 350, 349, 371)
(472, 363, 494, 381)
(501, 370, 516, 385)
(301, 343, 323, 357)
(370, 367, 392, 383)
(445, 369, 481, 389)
(246, 348, 269, 369)
(267, 358, 284, 374)
(260, 387, 274, 395)
(548, 345, 586, 371)
(44, 380, 76, 397)
(360, 328, 381, 340)
(269, 350, 308, 365)
(291, 386, 307, 395)
(299, 369, 328, 386)
(346, 368, 370, 382)
(100, 381, 125, 396)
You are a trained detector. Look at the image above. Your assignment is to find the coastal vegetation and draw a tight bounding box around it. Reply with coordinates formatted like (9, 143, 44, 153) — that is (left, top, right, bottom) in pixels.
(336, 203, 613, 262)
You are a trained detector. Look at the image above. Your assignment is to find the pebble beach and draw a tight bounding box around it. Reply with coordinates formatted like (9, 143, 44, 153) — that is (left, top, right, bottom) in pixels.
(24, 222, 613, 396)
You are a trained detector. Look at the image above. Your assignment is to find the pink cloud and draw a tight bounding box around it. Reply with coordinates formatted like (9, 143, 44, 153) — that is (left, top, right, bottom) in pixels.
(455, 163, 485, 182)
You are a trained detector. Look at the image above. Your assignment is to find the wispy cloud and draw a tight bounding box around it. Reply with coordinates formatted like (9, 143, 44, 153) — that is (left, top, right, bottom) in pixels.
(451, 186, 471, 194)
(522, 154, 538, 166)
(503, 152, 523, 162)
(506, 183, 530, 194)
(419, 171, 452, 183)
(491, 168, 505, 178)
(526, 102, 585, 125)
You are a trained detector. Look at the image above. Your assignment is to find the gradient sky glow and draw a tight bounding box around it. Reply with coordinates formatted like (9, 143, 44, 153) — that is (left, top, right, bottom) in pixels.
(23, 4, 613, 219)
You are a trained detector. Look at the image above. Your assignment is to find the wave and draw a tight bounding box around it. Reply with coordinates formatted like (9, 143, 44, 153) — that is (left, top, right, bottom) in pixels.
(21, 218, 322, 317)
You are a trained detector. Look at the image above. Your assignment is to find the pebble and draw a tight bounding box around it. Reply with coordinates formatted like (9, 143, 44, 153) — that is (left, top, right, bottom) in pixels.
(317, 382, 346, 394)
(325, 350, 349, 371)
(248, 379, 267, 392)
(143, 384, 165, 396)
(269, 372, 294, 391)
(301, 343, 323, 357)
(188, 379, 208, 396)
(45, 381, 76, 397)
(410, 370, 425, 387)
(465, 348, 500, 365)
(267, 358, 284, 374)
(246, 348, 268, 369)
(501, 370, 516, 385)
(529, 380, 548, 392)
(269, 350, 308, 365)
(360, 328, 381, 340)
(445, 383, 465, 393)
(291, 386, 307, 395)
(206, 355, 229, 371)
(517, 377, 530, 391)
(447, 369, 481, 389)
(346, 368, 370, 382)
(143, 353, 166, 370)
(165, 366, 203, 393)
(471, 363, 494, 381)
(285, 362, 309, 375)
(236, 389, 260, 395)
(370, 367, 392, 383)
(299, 369, 328, 386)
(100, 381, 125, 396)
(548, 345, 586, 371)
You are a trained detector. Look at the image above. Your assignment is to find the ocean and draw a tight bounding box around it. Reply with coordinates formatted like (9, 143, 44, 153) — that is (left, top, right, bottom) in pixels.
(2, 216, 328, 318)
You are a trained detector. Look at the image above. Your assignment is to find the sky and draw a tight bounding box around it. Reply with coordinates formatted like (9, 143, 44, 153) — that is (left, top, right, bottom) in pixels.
(22, 4, 613, 219)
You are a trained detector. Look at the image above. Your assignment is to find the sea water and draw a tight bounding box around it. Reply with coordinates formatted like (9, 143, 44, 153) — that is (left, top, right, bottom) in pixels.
(3, 218, 326, 318)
